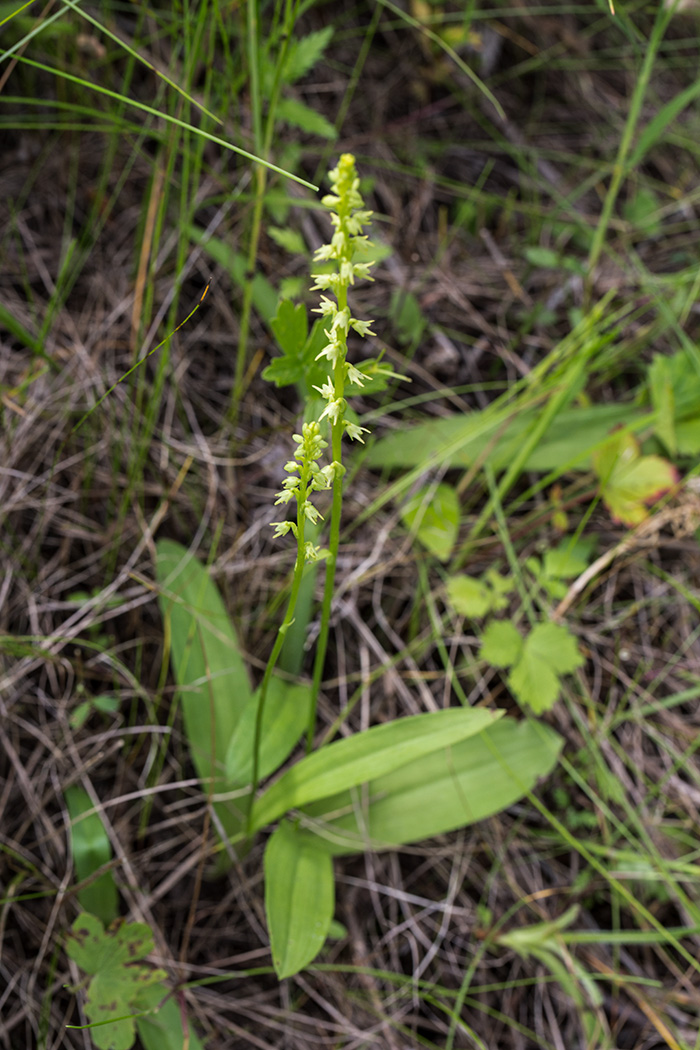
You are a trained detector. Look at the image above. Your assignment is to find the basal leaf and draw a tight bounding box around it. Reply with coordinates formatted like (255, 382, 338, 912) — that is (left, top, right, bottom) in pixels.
(481, 620, 523, 669)
(592, 431, 678, 526)
(400, 483, 460, 561)
(300, 718, 562, 855)
(251, 707, 501, 832)
(264, 819, 334, 979)
(65, 785, 118, 925)
(156, 540, 253, 851)
(225, 678, 312, 788)
(369, 402, 638, 474)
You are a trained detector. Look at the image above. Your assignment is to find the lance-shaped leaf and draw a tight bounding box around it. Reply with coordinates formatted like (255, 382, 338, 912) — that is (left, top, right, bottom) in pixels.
(225, 678, 312, 788)
(250, 706, 501, 833)
(65, 785, 118, 925)
(264, 819, 334, 979)
(156, 540, 253, 851)
(298, 718, 562, 856)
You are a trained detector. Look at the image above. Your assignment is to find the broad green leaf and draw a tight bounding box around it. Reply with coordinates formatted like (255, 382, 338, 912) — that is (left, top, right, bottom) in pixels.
(369, 402, 639, 474)
(481, 620, 523, 669)
(592, 431, 678, 526)
(400, 483, 459, 561)
(446, 574, 492, 618)
(66, 914, 168, 1050)
(283, 26, 334, 83)
(507, 622, 583, 714)
(156, 540, 253, 848)
(648, 354, 676, 454)
(265, 819, 334, 979)
(225, 678, 312, 788)
(300, 718, 562, 855)
(277, 97, 337, 140)
(251, 707, 501, 832)
(65, 786, 118, 926)
(270, 299, 308, 358)
(135, 984, 204, 1050)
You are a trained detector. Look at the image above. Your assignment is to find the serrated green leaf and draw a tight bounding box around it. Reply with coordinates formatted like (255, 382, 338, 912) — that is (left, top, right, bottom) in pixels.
(225, 678, 311, 788)
(156, 540, 253, 852)
(251, 707, 501, 832)
(481, 620, 523, 669)
(592, 431, 678, 526)
(300, 718, 562, 855)
(283, 26, 334, 83)
(268, 226, 307, 256)
(506, 622, 583, 714)
(277, 97, 337, 140)
(400, 483, 460, 561)
(65, 786, 118, 925)
(66, 914, 168, 1050)
(446, 574, 492, 618)
(265, 819, 334, 978)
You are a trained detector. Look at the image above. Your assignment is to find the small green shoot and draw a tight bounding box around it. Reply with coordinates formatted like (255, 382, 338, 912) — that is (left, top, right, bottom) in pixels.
(481, 620, 584, 714)
(70, 695, 120, 731)
(65, 914, 168, 1050)
(65, 787, 118, 926)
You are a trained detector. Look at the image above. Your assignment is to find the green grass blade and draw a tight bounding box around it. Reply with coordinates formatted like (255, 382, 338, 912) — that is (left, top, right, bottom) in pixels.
(14, 55, 317, 190)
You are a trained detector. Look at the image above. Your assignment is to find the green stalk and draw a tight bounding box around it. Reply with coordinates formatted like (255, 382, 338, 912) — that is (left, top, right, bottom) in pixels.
(247, 522, 306, 836)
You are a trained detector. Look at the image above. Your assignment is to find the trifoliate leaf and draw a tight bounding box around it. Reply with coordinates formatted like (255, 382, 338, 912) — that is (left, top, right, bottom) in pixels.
(592, 430, 678, 526)
(400, 483, 460, 561)
(66, 914, 168, 1050)
(480, 620, 523, 668)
